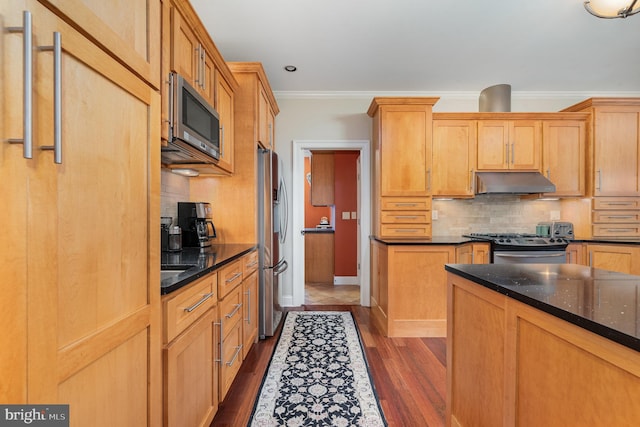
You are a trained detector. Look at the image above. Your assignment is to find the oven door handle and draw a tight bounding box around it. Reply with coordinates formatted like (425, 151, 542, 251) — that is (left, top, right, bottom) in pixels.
(494, 253, 566, 259)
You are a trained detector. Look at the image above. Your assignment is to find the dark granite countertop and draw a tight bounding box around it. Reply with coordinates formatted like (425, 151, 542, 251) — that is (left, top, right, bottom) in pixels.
(161, 243, 257, 295)
(445, 263, 640, 352)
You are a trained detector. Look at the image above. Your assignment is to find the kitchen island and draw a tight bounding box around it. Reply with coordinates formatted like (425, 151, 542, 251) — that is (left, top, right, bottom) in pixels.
(445, 263, 640, 427)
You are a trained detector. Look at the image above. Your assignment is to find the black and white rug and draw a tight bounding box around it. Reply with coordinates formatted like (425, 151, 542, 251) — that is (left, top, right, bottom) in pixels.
(249, 311, 387, 426)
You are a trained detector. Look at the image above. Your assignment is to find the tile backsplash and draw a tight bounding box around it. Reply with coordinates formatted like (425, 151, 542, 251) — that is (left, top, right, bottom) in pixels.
(160, 169, 190, 224)
(432, 195, 562, 236)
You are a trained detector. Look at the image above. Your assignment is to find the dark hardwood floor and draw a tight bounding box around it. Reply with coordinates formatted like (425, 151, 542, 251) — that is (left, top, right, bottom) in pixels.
(210, 305, 446, 426)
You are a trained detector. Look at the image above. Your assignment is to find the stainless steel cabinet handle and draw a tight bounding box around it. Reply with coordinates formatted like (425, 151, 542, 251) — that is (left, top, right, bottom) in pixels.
(393, 203, 418, 207)
(226, 345, 243, 367)
(596, 169, 602, 190)
(201, 48, 206, 90)
(7, 10, 33, 159)
(226, 272, 242, 284)
(606, 215, 636, 219)
(505, 143, 509, 166)
(604, 228, 635, 233)
(511, 143, 515, 164)
(495, 253, 565, 259)
(247, 260, 258, 268)
(394, 215, 418, 219)
(214, 321, 222, 363)
(225, 303, 242, 319)
(183, 292, 214, 313)
(39, 32, 62, 163)
(244, 288, 251, 323)
(394, 229, 419, 233)
(604, 202, 634, 206)
(427, 168, 431, 191)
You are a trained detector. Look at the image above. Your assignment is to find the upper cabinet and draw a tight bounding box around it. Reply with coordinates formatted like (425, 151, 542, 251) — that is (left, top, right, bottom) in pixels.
(258, 85, 276, 149)
(310, 152, 335, 206)
(542, 118, 587, 197)
(477, 119, 541, 171)
(161, 0, 238, 175)
(368, 98, 438, 239)
(432, 118, 477, 198)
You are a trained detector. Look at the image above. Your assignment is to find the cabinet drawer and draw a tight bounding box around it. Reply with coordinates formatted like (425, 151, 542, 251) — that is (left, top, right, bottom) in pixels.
(380, 197, 431, 211)
(381, 211, 430, 224)
(593, 224, 640, 237)
(219, 285, 243, 337)
(380, 224, 432, 238)
(593, 198, 640, 210)
(220, 319, 243, 399)
(242, 250, 259, 277)
(164, 273, 216, 343)
(593, 211, 640, 223)
(218, 259, 243, 298)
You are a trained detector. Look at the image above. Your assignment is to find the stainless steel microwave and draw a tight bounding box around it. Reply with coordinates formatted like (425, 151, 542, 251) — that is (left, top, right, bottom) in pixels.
(161, 72, 220, 164)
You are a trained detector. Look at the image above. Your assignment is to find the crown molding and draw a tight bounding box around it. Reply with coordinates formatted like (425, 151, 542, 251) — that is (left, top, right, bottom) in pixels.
(273, 90, 640, 100)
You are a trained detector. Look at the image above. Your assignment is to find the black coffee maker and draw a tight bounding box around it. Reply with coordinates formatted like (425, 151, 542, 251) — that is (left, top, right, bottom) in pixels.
(177, 202, 217, 248)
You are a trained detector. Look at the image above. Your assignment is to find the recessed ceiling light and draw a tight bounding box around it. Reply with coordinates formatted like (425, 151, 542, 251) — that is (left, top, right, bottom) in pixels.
(284, 65, 297, 72)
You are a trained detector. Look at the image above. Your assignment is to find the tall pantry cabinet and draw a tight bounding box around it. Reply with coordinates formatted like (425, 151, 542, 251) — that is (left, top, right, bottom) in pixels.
(1, 1, 162, 425)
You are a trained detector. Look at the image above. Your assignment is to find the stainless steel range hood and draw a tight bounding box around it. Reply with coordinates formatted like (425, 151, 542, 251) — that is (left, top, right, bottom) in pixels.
(475, 171, 556, 194)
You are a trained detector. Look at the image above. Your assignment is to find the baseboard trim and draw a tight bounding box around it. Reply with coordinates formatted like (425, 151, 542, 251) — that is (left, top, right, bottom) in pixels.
(333, 276, 359, 286)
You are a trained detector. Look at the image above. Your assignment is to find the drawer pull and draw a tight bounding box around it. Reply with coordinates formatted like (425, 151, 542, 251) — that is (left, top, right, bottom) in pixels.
(394, 215, 419, 219)
(604, 228, 635, 233)
(183, 292, 214, 313)
(605, 215, 636, 219)
(604, 202, 634, 206)
(394, 229, 419, 233)
(246, 260, 258, 268)
(393, 203, 418, 207)
(226, 272, 242, 284)
(226, 345, 243, 367)
(225, 303, 242, 319)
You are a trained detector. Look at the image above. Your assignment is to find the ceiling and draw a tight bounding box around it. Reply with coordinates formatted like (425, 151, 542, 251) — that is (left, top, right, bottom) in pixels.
(190, 0, 640, 95)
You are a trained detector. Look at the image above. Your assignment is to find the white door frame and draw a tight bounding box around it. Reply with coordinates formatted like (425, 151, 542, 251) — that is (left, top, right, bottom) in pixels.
(291, 140, 371, 307)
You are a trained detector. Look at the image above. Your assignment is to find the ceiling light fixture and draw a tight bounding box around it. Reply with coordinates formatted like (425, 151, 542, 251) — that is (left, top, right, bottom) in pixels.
(584, 0, 640, 18)
(284, 65, 297, 72)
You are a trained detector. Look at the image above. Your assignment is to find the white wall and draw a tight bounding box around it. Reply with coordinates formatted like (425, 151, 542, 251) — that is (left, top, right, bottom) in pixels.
(271, 91, 627, 305)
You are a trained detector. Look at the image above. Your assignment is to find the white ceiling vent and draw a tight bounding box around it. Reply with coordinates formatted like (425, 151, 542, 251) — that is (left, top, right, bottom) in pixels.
(479, 84, 511, 112)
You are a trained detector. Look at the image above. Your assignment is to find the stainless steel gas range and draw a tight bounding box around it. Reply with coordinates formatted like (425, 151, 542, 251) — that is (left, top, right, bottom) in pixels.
(463, 233, 570, 264)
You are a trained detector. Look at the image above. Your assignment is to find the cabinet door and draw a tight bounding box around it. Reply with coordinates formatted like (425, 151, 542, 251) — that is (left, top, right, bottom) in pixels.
(9, 3, 161, 423)
(432, 120, 477, 197)
(379, 105, 432, 196)
(171, 7, 197, 85)
(593, 107, 640, 196)
(510, 120, 541, 170)
(45, 0, 160, 88)
(258, 85, 271, 149)
(587, 244, 640, 275)
(310, 152, 335, 206)
(242, 271, 259, 359)
(542, 120, 586, 197)
(566, 243, 585, 265)
(165, 309, 217, 427)
(477, 120, 509, 170)
(215, 70, 234, 173)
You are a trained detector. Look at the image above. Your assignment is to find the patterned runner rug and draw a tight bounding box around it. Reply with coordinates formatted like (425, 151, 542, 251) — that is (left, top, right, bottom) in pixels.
(248, 311, 387, 426)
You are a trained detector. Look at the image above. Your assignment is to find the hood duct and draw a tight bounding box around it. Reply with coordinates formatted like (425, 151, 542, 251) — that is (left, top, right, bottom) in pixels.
(475, 171, 556, 194)
(479, 84, 511, 112)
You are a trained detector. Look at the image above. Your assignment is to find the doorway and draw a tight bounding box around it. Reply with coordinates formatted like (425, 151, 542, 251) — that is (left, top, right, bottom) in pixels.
(291, 140, 371, 307)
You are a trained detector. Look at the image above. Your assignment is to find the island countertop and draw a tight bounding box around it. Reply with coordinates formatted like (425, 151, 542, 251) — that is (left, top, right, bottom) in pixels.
(445, 263, 640, 352)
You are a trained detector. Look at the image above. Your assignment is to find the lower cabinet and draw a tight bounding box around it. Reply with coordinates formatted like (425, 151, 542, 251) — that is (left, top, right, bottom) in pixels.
(370, 241, 455, 337)
(163, 273, 218, 427)
(219, 282, 244, 399)
(455, 242, 490, 264)
(585, 243, 640, 275)
(242, 270, 259, 360)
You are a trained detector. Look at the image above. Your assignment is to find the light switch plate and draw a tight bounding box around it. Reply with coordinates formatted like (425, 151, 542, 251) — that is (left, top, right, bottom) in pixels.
(432, 210, 438, 220)
(550, 210, 561, 220)
(351, 211, 357, 219)
(342, 211, 350, 220)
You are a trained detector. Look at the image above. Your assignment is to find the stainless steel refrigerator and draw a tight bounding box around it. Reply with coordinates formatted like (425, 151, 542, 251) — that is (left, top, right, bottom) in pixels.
(258, 148, 288, 338)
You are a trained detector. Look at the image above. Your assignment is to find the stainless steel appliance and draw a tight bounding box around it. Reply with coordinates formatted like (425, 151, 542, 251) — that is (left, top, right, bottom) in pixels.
(161, 72, 221, 165)
(464, 233, 569, 264)
(258, 148, 288, 338)
(177, 202, 217, 248)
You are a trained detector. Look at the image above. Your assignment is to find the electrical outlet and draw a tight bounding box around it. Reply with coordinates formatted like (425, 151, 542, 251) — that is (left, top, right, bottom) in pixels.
(432, 210, 438, 220)
(550, 210, 561, 220)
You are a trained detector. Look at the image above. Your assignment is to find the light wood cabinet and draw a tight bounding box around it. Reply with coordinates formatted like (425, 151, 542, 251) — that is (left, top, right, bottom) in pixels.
(219, 284, 244, 399)
(215, 70, 235, 173)
(585, 243, 640, 275)
(477, 120, 541, 170)
(447, 272, 640, 427)
(161, 0, 237, 175)
(370, 241, 455, 337)
(310, 151, 335, 206)
(368, 97, 438, 239)
(456, 243, 490, 264)
(163, 274, 218, 427)
(432, 118, 477, 197)
(565, 243, 585, 264)
(258, 85, 276, 149)
(305, 232, 335, 284)
(1, 1, 161, 424)
(242, 251, 259, 360)
(542, 119, 587, 197)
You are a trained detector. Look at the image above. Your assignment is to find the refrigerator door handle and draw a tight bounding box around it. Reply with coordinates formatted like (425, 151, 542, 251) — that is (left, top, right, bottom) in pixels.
(274, 259, 288, 276)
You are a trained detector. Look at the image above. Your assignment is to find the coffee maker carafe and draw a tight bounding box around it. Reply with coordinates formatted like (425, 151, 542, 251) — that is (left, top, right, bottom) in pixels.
(177, 202, 217, 248)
